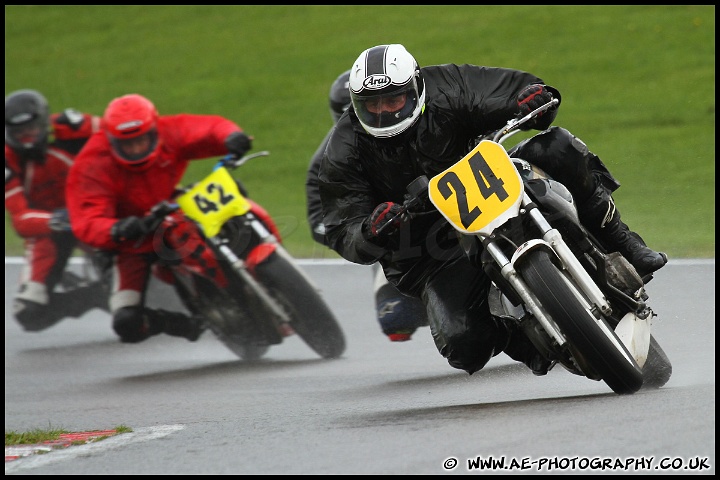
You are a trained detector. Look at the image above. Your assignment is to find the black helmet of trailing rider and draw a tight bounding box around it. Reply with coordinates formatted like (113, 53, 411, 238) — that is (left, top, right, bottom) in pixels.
(348, 44, 425, 138)
(5, 89, 50, 159)
(329, 70, 351, 124)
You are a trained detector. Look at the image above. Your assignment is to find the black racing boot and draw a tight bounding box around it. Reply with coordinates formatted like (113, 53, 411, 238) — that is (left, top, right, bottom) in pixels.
(578, 185, 667, 278)
(13, 298, 65, 332)
(14, 280, 110, 332)
(148, 309, 206, 342)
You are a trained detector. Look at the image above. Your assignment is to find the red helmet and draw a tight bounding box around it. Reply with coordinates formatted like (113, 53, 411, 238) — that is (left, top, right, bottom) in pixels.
(102, 94, 160, 170)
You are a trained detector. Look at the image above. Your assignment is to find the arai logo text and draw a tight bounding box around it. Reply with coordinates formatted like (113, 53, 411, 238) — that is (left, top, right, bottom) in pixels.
(363, 74, 391, 90)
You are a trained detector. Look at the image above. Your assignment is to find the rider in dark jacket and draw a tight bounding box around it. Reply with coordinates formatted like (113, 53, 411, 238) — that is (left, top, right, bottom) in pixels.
(318, 44, 667, 376)
(306, 70, 428, 342)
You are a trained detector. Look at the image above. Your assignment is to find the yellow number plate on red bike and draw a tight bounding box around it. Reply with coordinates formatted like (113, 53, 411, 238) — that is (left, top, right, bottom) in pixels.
(428, 140, 523, 235)
(176, 166, 251, 238)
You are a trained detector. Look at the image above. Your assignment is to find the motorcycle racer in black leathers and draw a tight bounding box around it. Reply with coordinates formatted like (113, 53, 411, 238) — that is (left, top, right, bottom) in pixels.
(318, 44, 666, 376)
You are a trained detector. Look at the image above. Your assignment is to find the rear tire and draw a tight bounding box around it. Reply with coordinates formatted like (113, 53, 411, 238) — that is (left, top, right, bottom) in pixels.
(253, 248, 346, 359)
(224, 343, 270, 362)
(518, 249, 644, 394)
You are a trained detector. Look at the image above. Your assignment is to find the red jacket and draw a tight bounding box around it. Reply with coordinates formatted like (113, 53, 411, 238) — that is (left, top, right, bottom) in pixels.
(5, 110, 100, 238)
(66, 113, 242, 253)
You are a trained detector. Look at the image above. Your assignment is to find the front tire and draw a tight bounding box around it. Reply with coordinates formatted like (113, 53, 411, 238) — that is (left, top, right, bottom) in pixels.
(253, 248, 346, 359)
(517, 249, 644, 394)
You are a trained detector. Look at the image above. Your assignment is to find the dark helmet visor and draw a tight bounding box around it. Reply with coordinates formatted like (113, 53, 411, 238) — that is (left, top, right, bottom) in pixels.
(352, 85, 418, 129)
(109, 130, 158, 162)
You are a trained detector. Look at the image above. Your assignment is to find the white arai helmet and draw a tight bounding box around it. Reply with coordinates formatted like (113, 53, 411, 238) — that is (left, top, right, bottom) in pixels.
(349, 44, 426, 138)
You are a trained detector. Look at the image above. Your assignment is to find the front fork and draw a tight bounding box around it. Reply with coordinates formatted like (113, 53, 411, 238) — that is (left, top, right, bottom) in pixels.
(483, 192, 614, 347)
(211, 215, 291, 324)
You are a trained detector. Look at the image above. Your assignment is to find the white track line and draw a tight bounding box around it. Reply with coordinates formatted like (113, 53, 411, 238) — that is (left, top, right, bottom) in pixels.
(5, 424, 185, 474)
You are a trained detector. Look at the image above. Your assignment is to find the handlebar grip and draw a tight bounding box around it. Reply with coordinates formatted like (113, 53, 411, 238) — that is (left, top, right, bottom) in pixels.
(149, 200, 178, 216)
(219, 154, 239, 169)
(141, 201, 179, 231)
(406, 175, 429, 200)
(221, 151, 271, 170)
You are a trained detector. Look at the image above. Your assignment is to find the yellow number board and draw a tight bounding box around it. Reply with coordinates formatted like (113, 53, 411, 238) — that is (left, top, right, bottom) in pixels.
(428, 140, 523, 235)
(176, 166, 251, 238)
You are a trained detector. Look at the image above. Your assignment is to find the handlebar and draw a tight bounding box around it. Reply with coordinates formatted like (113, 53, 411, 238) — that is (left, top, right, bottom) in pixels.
(373, 176, 432, 236)
(138, 200, 179, 235)
(148, 200, 179, 218)
(487, 98, 559, 144)
(218, 150, 271, 170)
(376, 99, 559, 236)
(131, 151, 271, 245)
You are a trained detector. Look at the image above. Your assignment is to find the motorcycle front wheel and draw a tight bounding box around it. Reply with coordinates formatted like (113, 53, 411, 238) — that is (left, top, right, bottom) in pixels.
(517, 249, 644, 394)
(252, 248, 346, 359)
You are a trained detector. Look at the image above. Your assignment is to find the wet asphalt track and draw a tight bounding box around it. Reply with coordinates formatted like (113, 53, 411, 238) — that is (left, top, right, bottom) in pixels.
(4, 257, 715, 475)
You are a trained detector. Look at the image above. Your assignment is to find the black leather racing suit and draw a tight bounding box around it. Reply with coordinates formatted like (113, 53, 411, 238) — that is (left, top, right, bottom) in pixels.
(318, 64, 617, 374)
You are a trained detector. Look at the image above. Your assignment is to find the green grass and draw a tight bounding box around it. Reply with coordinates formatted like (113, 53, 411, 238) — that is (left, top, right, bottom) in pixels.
(5, 427, 70, 445)
(5, 425, 131, 445)
(5, 5, 715, 258)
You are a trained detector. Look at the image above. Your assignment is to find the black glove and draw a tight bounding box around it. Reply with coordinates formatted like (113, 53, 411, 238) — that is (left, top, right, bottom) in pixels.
(516, 84, 557, 130)
(366, 202, 403, 239)
(110, 216, 147, 243)
(48, 208, 72, 232)
(224, 131, 253, 158)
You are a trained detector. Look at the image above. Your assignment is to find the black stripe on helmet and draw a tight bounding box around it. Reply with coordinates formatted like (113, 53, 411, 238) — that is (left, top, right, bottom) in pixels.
(365, 45, 389, 76)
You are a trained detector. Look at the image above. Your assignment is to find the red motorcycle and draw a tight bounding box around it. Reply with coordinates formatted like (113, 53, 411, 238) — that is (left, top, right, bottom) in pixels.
(134, 151, 346, 361)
